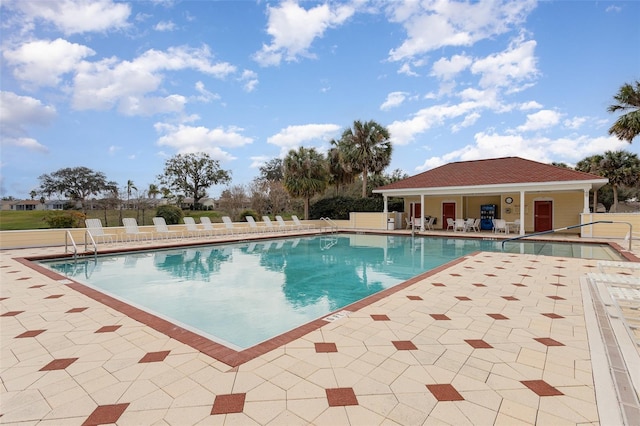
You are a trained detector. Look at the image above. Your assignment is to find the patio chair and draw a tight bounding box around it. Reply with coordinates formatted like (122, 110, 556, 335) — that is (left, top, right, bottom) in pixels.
(183, 217, 208, 238)
(221, 216, 239, 235)
(425, 216, 435, 230)
(85, 218, 118, 243)
(275, 215, 295, 232)
(446, 218, 455, 231)
(199, 216, 218, 237)
(122, 217, 153, 242)
(153, 217, 184, 240)
(245, 216, 263, 233)
(471, 218, 481, 232)
(262, 216, 277, 232)
(493, 219, 507, 234)
(405, 217, 412, 229)
(464, 218, 475, 232)
(454, 219, 466, 232)
(291, 215, 312, 230)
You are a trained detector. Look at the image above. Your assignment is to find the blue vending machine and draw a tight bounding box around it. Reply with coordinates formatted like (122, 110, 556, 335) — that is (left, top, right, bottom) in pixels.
(480, 204, 496, 230)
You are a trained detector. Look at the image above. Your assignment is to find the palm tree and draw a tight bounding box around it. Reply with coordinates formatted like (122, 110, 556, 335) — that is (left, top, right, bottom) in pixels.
(340, 120, 392, 197)
(148, 184, 160, 199)
(598, 150, 640, 212)
(126, 180, 137, 208)
(283, 147, 328, 220)
(608, 80, 640, 143)
(575, 154, 605, 211)
(327, 139, 355, 196)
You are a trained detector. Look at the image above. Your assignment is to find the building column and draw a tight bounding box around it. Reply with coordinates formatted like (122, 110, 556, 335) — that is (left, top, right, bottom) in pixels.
(420, 193, 425, 231)
(519, 190, 525, 236)
(583, 189, 590, 213)
(383, 195, 388, 213)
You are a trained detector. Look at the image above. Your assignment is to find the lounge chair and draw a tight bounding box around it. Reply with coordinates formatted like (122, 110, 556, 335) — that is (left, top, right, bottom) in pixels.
(221, 216, 239, 235)
(122, 217, 153, 241)
(245, 216, 264, 233)
(446, 218, 455, 231)
(199, 216, 218, 236)
(183, 217, 208, 237)
(275, 215, 295, 232)
(471, 218, 481, 232)
(85, 218, 118, 243)
(292, 215, 312, 230)
(262, 216, 277, 232)
(153, 217, 184, 239)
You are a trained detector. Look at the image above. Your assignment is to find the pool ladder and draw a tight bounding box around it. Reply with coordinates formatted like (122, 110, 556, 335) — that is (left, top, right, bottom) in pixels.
(65, 230, 98, 260)
(320, 217, 339, 234)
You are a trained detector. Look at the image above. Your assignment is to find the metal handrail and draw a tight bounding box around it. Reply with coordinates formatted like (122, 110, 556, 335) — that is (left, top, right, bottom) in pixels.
(65, 230, 78, 259)
(320, 217, 338, 233)
(84, 230, 98, 257)
(501, 220, 633, 251)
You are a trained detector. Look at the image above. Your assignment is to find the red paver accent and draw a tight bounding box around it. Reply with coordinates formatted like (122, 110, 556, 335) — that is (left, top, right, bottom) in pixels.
(473, 283, 486, 287)
(326, 388, 358, 406)
(16, 330, 45, 338)
(465, 339, 493, 349)
(494, 266, 506, 270)
(547, 296, 565, 300)
(0, 297, 7, 301)
(487, 313, 509, 320)
(82, 403, 129, 426)
(392, 340, 418, 350)
(524, 267, 536, 270)
(430, 314, 450, 320)
(542, 313, 564, 319)
(211, 393, 246, 414)
(519, 274, 532, 277)
(139, 350, 171, 363)
(432, 282, 446, 287)
(534, 337, 564, 347)
(95, 325, 121, 333)
(67, 307, 88, 313)
(551, 283, 566, 287)
(44, 294, 64, 299)
(407, 295, 423, 300)
(456, 296, 471, 301)
(1, 311, 24, 317)
(315, 342, 338, 353)
(521, 380, 563, 396)
(371, 314, 390, 321)
(512, 283, 527, 287)
(40, 358, 78, 371)
(552, 274, 566, 277)
(502, 296, 519, 301)
(426, 384, 464, 401)
(17, 277, 31, 280)
(29, 285, 46, 288)
(485, 273, 497, 277)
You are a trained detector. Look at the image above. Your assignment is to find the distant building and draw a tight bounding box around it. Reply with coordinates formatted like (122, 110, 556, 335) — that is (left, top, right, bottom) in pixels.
(8, 199, 67, 211)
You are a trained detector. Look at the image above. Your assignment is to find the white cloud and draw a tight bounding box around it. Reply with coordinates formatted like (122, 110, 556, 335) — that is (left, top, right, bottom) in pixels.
(471, 36, 538, 90)
(154, 20, 176, 31)
(563, 116, 588, 130)
(387, 0, 536, 62)
(154, 122, 253, 161)
(380, 91, 408, 111)
(8, 0, 131, 35)
(519, 101, 542, 110)
(249, 155, 272, 169)
(0, 92, 55, 152)
(516, 109, 562, 132)
(3, 38, 95, 87)
(193, 81, 220, 103)
(253, 0, 356, 66)
(431, 54, 472, 80)
(72, 45, 236, 115)
(267, 123, 341, 155)
(239, 69, 259, 92)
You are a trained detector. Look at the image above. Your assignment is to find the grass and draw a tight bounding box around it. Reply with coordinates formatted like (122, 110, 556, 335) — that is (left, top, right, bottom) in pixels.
(0, 209, 228, 231)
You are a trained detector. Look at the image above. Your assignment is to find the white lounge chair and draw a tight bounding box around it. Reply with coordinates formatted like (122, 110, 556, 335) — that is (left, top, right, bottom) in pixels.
(199, 216, 217, 237)
(183, 217, 208, 238)
(471, 218, 481, 232)
(85, 218, 117, 243)
(245, 216, 264, 233)
(291, 215, 312, 230)
(221, 216, 238, 235)
(153, 217, 183, 239)
(122, 218, 153, 241)
(275, 215, 295, 232)
(454, 219, 466, 232)
(493, 219, 507, 234)
(446, 218, 455, 231)
(262, 216, 277, 232)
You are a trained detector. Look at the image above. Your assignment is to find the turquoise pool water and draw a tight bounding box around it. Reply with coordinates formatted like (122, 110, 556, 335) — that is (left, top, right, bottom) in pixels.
(41, 234, 622, 349)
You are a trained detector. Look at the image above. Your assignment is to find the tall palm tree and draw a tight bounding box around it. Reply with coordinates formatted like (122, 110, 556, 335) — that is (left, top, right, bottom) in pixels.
(575, 154, 605, 211)
(148, 184, 160, 199)
(126, 180, 137, 207)
(340, 120, 392, 197)
(327, 139, 355, 196)
(598, 150, 640, 212)
(283, 147, 328, 220)
(608, 80, 640, 143)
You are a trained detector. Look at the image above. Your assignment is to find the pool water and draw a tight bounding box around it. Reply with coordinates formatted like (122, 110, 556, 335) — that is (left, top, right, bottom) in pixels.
(41, 234, 622, 349)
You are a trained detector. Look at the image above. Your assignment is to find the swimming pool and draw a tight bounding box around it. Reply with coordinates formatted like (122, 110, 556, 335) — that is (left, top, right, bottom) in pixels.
(40, 234, 622, 352)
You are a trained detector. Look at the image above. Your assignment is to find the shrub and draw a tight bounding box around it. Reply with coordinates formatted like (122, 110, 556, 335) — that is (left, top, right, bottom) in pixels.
(239, 209, 258, 222)
(309, 196, 404, 219)
(155, 205, 183, 225)
(43, 211, 86, 228)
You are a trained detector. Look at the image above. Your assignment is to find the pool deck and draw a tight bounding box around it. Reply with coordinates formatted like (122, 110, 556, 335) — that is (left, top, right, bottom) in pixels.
(1, 229, 639, 425)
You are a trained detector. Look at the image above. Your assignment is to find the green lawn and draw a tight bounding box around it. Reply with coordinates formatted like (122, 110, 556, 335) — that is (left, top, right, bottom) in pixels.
(0, 210, 227, 231)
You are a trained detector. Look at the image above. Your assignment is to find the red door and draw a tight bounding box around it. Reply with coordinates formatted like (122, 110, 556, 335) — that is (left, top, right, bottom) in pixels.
(442, 203, 455, 229)
(534, 201, 553, 232)
(412, 203, 421, 220)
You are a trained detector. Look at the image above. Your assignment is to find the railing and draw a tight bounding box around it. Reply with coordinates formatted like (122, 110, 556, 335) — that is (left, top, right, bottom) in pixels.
(501, 221, 633, 251)
(65, 230, 78, 259)
(320, 217, 339, 233)
(84, 230, 97, 257)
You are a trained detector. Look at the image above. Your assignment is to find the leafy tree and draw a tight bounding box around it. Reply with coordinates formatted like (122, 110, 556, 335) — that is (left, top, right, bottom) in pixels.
(339, 120, 392, 197)
(258, 158, 285, 182)
(608, 80, 640, 143)
(598, 150, 640, 212)
(283, 147, 328, 220)
(218, 184, 249, 220)
(158, 153, 231, 209)
(38, 166, 113, 212)
(156, 205, 183, 225)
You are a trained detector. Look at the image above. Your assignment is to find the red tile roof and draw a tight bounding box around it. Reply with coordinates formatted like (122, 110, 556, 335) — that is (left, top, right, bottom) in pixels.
(376, 157, 605, 191)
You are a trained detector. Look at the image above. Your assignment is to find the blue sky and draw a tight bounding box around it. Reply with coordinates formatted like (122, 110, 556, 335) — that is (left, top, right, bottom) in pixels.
(1, 0, 639, 200)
